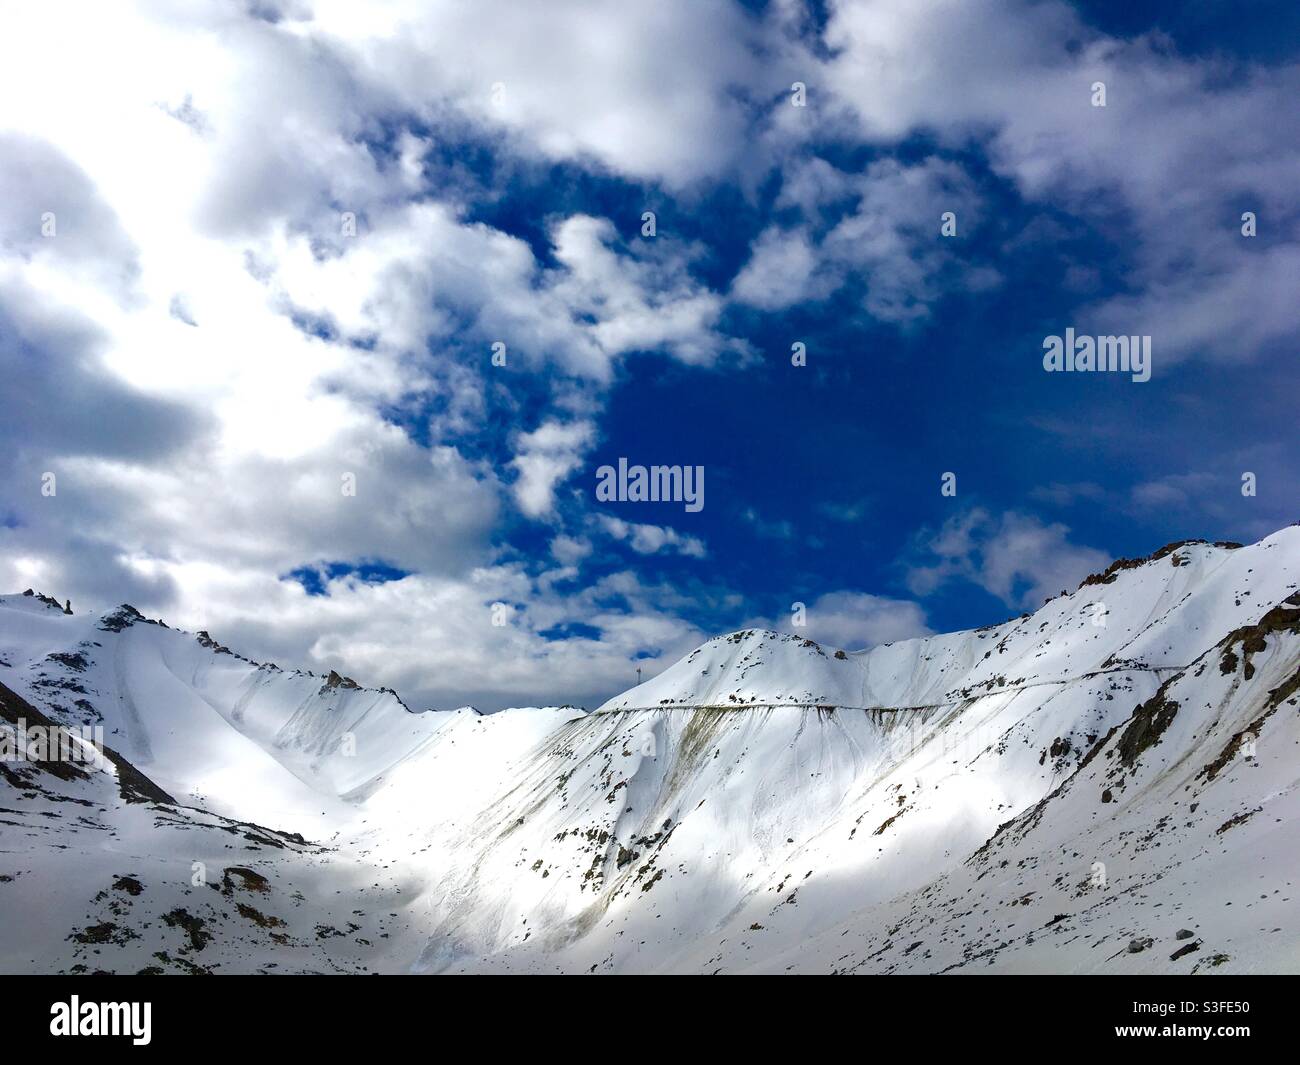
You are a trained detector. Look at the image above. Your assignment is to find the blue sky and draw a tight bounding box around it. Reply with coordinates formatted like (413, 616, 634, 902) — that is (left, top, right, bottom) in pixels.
(1, 1, 1296, 709)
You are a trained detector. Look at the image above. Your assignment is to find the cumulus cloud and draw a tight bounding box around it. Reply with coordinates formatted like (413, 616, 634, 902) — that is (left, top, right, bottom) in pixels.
(549, 535, 593, 567)
(0, 0, 756, 711)
(548, 217, 738, 369)
(302, 0, 793, 187)
(820, 0, 1300, 363)
(509, 420, 596, 519)
(759, 591, 931, 650)
(95, 558, 710, 713)
(265, 206, 737, 384)
(730, 226, 825, 311)
(597, 516, 706, 559)
(0, 283, 203, 464)
(904, 509, 1111, 610)
(1125, 451, 1296, 542)
(0, 133, 140, 298)
(732, 157, 998, 323)
(2, 0, 1292, 717)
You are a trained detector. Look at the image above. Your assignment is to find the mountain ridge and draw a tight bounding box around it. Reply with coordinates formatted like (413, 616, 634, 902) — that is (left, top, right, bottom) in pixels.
(2, 522, 1298, 973)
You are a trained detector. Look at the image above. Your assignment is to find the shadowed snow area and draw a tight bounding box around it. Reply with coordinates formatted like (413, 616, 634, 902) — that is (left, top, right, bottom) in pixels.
(1, 525, 1297, 973)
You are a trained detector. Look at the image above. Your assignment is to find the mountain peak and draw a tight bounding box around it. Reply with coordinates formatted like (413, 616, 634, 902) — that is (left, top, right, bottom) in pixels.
(3, 523, 1299, 974)
(17, 589, 72, 614)
(600, 526, 1300, 716)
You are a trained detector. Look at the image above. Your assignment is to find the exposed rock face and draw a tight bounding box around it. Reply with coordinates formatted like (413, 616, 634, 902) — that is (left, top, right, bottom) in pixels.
(0, 679, 174, 804)
(324, 669, 361, 691)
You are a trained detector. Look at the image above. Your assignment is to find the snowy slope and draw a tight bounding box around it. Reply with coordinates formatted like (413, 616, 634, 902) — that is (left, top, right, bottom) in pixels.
(599, 535, 1284, 714)
(760, 590, 1300, 974)
(405, 528, 1300, 972)
(0, 675, 432, 975)
(0, 595, 467, 828)
(2, 524, 1297, 974)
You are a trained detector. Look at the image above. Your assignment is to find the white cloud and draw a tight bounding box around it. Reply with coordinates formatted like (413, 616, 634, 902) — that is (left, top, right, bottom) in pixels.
(0, 0, 757, 713)
(4, 0, 1289, 719)
(904, 509, 1111, 610)
(82, 557, 710, 713)
(0, 133, 141, 300)
(1128, 473, 1221, 511)
(732, 157, 997, 323)
(548, 216, 739, 369)
(549, 535, 593, 567)
(509, 420, 595, 519)
(761, 591, 931, 650)
(597, 516, 706, 559)
(730, 226, 823, 311)
(301, 0, 791, 188)
(263, 206, 738, 384)
(819, 0, 1300, 363)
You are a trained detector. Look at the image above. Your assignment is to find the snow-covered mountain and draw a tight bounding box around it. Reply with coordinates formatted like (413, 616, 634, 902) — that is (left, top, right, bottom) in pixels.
(2, 526, 1297, 974)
